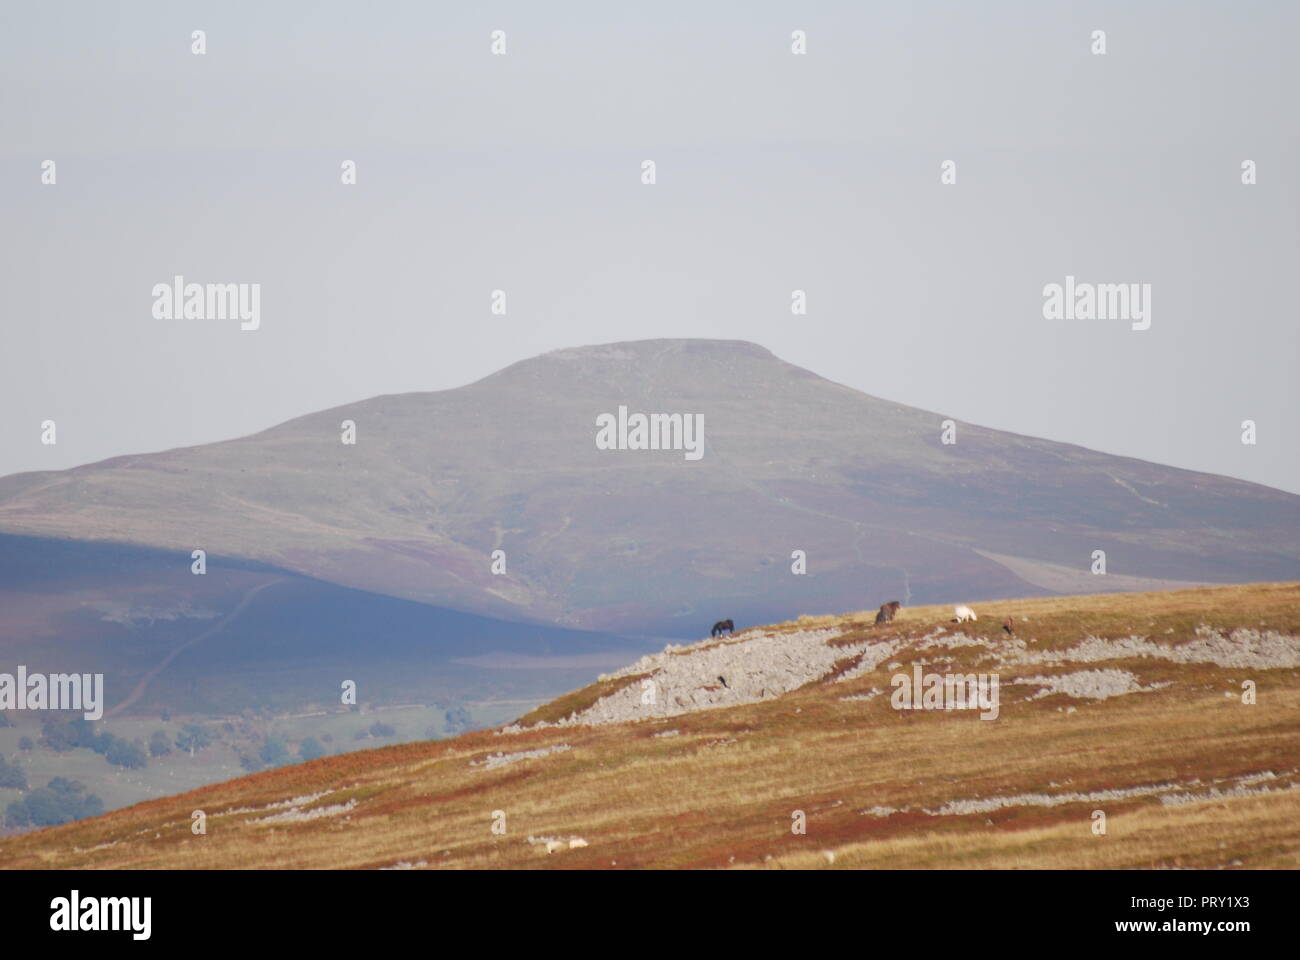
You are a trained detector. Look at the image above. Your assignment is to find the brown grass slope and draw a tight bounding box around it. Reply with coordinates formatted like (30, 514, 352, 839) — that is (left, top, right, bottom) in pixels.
(2, 582, 1299, 870)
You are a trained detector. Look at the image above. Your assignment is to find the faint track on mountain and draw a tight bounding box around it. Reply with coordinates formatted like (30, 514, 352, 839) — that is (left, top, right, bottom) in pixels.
(105, 578, 285, 719)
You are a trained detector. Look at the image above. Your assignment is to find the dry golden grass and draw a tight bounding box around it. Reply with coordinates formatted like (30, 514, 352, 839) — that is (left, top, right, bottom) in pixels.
(755, 788, 1300, 870)
(2, 582, 1298, 870)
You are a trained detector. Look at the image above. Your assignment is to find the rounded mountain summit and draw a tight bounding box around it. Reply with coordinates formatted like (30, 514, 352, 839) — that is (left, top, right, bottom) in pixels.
(1, 339, 1296, 636)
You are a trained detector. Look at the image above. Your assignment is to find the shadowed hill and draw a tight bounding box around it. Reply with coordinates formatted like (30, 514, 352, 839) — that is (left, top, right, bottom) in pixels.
(0, 533, 652, 720)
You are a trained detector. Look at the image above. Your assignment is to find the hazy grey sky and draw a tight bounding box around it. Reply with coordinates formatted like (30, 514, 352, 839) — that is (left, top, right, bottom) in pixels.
(3, 1, 1297, 493)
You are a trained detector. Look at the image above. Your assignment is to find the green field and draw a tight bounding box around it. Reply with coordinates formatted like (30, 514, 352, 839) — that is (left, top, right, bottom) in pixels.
(0, 695, 544, 829)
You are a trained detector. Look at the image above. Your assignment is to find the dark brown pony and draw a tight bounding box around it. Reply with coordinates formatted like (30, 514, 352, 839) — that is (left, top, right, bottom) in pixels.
(874, 601, 901, 625)
(711, 619, 734, 637)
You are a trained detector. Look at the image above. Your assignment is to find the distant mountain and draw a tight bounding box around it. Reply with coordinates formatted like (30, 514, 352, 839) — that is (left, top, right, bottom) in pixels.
(2, 339, 1298, 635)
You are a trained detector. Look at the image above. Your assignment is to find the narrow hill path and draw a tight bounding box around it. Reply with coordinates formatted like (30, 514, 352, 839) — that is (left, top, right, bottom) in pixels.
(105, 578, 285, 718)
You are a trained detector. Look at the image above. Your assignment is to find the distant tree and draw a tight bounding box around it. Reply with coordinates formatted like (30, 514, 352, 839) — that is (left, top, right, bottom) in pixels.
(321, 733, 334, 743)
(298, 737, 325, 762)
(17, 736, 34, 752)
(105, 738, 148, 769)
(0, 712, 12, 727)
(159, 709, 171, 723)
(37, 716, 106, 753)
(260, 736, 290, 768)
(444, 707, 472, 734)
(237, 752, 263, 773)
(148, 731, 172, 758)
(54, 717, 98, 750)
(6, 777, 102, 828)
(368, 722, 396, 739)
(175, 724, 212, 757)
(40, 717, 78, 752)
(0, 755, 27, 790)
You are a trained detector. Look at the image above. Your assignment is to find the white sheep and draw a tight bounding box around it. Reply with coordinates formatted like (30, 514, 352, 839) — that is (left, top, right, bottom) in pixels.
(954, 604, 978, 623)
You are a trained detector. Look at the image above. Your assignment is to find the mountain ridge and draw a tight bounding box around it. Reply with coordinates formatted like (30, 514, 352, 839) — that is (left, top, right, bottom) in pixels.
(1, 338, 1297, 635)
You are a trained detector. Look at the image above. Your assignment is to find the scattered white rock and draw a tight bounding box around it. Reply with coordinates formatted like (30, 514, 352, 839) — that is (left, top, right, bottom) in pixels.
(470, 744, 572, 769)
(1016, 668, 1167, 701)
(1162, 771, 1297, 806)
(925, 770, 1296, 817)
(926, 782, 1182, 816)
(840, 688, 884, 702)
(527, 834, 588, 854)
(218, 790, 337, 818)
(837, 635, 926, 682)
(919, 632, 1027, 657)
(861, 805, 899, 818)
(527, 627, 884, 726)
(1009, 626, 1300, 670)
(495, 619, 1298, 740)
(253, 799, 358, 824)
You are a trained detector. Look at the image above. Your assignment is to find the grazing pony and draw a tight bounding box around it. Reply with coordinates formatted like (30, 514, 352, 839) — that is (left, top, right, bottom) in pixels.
(874, 601, 901, 625)
(953, 605, 978, 623)
(711, 619, 735, 637)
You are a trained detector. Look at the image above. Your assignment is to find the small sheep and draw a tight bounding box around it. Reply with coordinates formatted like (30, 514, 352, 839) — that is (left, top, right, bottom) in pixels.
(954, 604, 978, 623)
